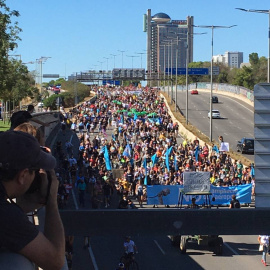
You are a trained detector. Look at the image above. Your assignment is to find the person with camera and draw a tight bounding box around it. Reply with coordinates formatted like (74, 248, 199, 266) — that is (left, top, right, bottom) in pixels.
(0, 130, 65, 270)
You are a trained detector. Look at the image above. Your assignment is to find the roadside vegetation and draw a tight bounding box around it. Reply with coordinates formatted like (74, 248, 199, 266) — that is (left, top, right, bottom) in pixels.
(0, 121, 10, 132)
(42, 79, 92, 110)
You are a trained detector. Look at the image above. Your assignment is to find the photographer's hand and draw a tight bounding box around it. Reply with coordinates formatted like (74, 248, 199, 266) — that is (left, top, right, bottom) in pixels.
(46, 170, 59, 205)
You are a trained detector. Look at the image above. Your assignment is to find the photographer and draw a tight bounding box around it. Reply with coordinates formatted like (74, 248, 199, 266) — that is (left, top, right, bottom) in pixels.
(0, 131, 65, 270)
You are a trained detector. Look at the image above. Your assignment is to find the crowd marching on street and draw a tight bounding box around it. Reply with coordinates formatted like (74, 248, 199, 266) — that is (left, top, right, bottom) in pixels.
(54, 86, 256, 209)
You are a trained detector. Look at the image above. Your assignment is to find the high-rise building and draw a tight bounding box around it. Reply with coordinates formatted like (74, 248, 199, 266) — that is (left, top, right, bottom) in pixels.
(225, 51, 243, 68)
(213, 51, 243, 68)
(143, 9, 194, 76)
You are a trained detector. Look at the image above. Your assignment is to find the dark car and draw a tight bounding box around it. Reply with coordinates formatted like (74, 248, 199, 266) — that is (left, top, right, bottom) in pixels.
(212, 96, 218, 103)
(237, 138, 254, 154)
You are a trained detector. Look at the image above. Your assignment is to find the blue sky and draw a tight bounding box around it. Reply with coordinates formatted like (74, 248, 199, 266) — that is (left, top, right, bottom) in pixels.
(5, 0, 270, 81)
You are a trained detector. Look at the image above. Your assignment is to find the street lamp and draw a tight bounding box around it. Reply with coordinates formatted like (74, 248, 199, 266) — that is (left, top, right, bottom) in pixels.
(172, 31, 206, 122)
(135, 52, 146, 68)
(236, 8, 270, 83)
(37, 56, 51, 94)
(8, 54, 21, 61)
(22, 61, 35, 65)
(103, 57, 109, 72)
(163, 39, 176, 98)
(161, 44, 166, 92)
(118, 50, 126, 68)
(98, 61, 104, 71)
(170, 36, 184, 112)
(126, 55, 139, 69)
(162, 42, 171, 96)
(194, 24, 236, 141)
(110, 54, 118, 69)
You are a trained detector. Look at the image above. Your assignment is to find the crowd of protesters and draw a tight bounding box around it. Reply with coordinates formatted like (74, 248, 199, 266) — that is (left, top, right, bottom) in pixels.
(54, 86, 255, 209)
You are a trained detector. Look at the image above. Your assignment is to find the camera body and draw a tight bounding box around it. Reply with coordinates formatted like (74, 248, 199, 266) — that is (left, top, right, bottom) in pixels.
(25, 146, 53, 204)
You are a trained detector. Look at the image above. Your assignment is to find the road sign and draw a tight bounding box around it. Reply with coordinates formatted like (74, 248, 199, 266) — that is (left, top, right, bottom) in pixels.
(43, 74, 59, 78)
(112, 68, 145, 80)
(211, 66, 220, 75)
(167, 68, 209, 75)
(102, 80, 120, 85)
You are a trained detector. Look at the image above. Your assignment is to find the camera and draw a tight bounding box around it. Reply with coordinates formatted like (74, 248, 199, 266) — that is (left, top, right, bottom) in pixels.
(25, 146, 52, 198)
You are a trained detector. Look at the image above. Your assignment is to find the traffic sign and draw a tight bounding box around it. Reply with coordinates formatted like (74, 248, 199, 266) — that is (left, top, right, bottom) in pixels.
(43, 74, 59, 78)
(112, 68, 145, 80)
(166, 68, 209, 75)
(210, 66, 220, 75)
(102, 80, 121, 85)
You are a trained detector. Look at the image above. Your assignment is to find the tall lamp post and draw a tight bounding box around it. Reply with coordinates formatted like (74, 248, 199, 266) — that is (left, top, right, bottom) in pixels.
(37, 56, 51, 94)
(118, 50, 126, 68)
(171, 36, 185, 112)
(173, 31, 206, 124)
(103, 57, 109, 72)
(194, 24, 236, 141)
(98, 61, 104, 71)
(136, 52, 146, 69)
(110, 54, 118, 69)
(161, 44, 166, 92)
(97, 61, 104, 86)
(236, 8, 270, 83)
(9, 54, 21, 61)
(126, 55, 139, 69)
(167, 42, 171, 97)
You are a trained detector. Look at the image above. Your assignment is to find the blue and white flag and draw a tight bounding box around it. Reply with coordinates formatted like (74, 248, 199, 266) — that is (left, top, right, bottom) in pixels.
(194, 145, 200, 162)
(165, 146, 173, 171)
(103, 145, 112, 171)
(250, 166, 255, 177)
(120, 114, 124, 124)
(212, 145, 219, 153)
(151, 153, 159, 167)
(174, 155, 178, 171)
(143, 158, 148, 185)
(123, 144, 132, 159)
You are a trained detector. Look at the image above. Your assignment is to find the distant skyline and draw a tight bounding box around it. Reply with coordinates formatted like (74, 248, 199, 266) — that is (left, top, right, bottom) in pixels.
(5, 0, 270, 81)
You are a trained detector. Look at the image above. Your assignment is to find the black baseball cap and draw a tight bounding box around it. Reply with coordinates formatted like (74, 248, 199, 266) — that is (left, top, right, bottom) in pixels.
(0, 131, 56, 171)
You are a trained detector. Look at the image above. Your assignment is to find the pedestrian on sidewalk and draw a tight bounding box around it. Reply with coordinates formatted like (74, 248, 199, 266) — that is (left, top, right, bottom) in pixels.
(258, 235, 270, 266)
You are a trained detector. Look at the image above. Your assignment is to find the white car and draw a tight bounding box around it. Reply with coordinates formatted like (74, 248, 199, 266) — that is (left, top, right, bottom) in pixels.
(208, 109, 220, 119)
(37, 102, 44, 108)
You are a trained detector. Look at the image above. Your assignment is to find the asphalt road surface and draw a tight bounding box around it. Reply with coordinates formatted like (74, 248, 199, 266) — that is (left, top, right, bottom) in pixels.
(171, 89, 254, 161)
(70, 234, 262, 270)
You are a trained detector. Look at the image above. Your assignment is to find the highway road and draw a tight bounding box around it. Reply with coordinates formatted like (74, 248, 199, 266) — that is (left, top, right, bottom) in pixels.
(171, 89, 254, 161)
(70, 233, 262, 270)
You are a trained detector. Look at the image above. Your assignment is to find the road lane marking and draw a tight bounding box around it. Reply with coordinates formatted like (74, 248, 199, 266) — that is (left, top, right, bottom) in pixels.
(224, 242, 239, 255)
(154, 240, 166, 255)
(222, 96, 253, 113)
(88, 244, 99, 270)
